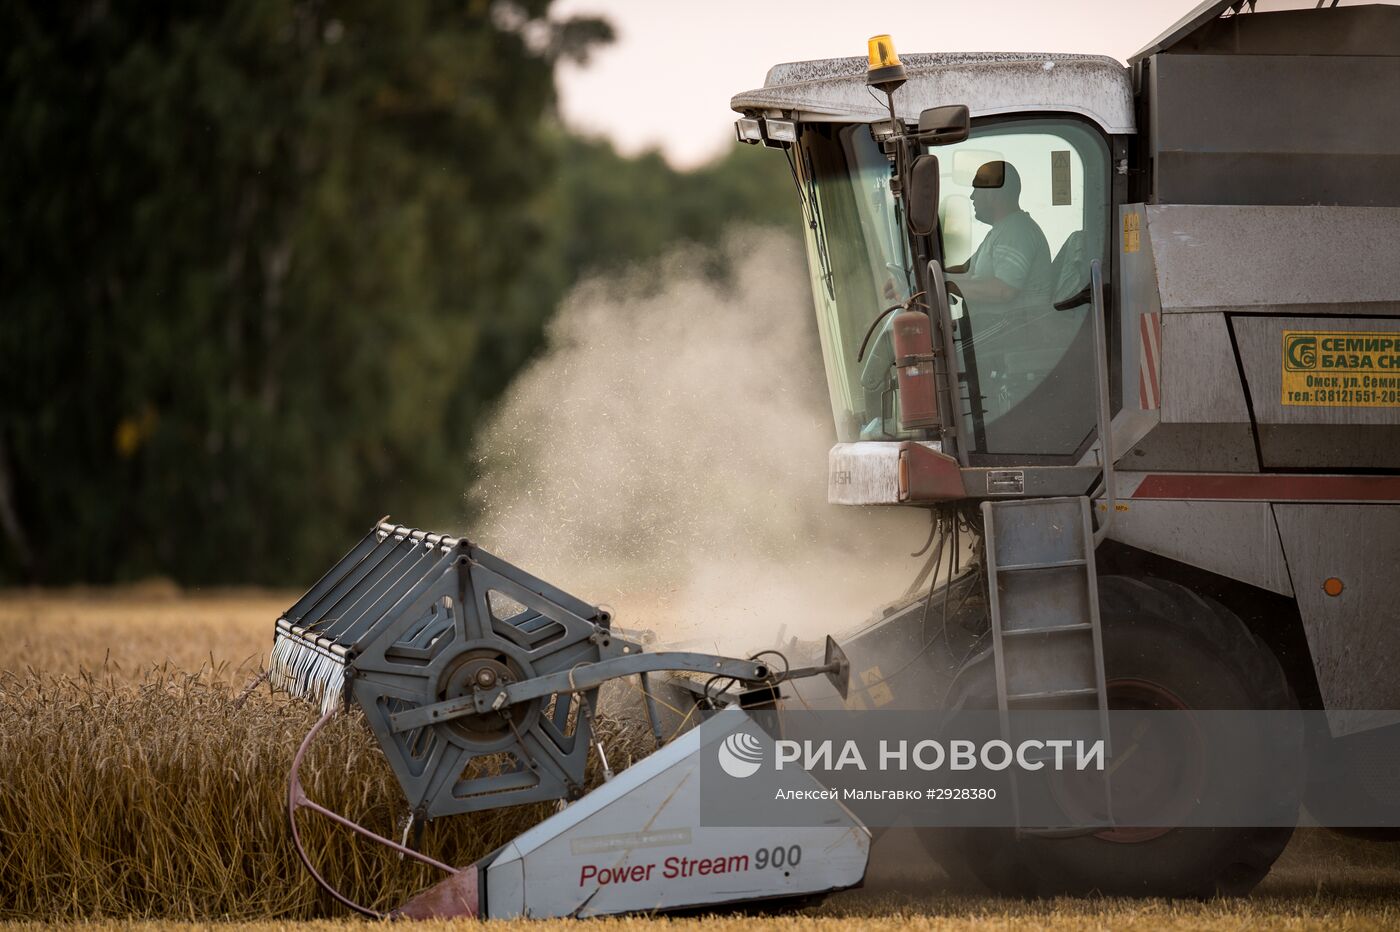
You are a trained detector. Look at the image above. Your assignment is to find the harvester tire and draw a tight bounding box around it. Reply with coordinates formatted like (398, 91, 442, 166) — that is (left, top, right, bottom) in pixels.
(924, 575, 1301, 898)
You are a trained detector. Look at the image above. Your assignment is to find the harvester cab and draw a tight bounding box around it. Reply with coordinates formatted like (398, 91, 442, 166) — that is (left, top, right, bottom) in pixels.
(735, 37, 1122, 501)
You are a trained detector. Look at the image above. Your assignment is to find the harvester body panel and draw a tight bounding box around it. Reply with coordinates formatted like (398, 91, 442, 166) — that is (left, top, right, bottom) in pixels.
(1276, 503, 1400, 734)
(1117, 204, 1400, 472)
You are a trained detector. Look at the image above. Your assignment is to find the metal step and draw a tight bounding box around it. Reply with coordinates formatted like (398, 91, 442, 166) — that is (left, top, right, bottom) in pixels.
(995, 557, 1088, 572)
(1006, 686, 1100, 703)
(1002, 623, 1094, 638)
(981, 495, 1112, 830)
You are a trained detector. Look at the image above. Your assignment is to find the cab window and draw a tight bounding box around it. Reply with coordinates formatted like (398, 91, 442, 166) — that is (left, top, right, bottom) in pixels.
(934, 119, 1111, 460)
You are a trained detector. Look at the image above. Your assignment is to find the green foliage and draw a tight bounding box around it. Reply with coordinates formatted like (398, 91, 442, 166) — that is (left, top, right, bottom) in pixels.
(0, 2, 798, 586)
(555, 135, 798, 280)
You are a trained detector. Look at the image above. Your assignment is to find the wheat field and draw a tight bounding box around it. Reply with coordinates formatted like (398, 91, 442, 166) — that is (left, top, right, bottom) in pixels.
(2, 588, 1400, 929)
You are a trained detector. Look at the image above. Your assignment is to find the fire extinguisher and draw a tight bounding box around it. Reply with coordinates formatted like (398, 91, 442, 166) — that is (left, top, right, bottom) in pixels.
(892, 308, 940, 431)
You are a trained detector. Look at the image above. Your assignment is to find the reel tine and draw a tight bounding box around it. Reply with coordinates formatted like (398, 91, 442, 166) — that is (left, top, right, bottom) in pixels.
(269, 626, 347, 714)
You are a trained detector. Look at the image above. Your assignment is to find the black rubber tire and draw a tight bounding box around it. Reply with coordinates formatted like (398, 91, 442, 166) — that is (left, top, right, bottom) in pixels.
(921, 575, 1302, 898)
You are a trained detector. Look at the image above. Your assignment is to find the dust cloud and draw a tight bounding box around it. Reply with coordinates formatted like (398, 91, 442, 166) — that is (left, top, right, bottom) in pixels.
(467, 231, 928, 653)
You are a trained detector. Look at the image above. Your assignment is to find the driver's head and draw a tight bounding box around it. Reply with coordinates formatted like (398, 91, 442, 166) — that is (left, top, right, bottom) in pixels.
(971, 160, 1021, 224)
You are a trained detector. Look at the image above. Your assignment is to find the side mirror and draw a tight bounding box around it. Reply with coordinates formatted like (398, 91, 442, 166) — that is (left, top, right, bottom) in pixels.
(906, 154, 939, 237)
(917, 104, 971, 146)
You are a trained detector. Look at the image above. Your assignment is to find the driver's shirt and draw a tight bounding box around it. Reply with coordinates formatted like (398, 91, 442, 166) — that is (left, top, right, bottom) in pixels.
(966, 209, 1053, 317)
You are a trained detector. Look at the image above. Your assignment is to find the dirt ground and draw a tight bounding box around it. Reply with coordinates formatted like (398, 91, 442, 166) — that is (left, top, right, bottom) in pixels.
(3, 588, 1399, 929)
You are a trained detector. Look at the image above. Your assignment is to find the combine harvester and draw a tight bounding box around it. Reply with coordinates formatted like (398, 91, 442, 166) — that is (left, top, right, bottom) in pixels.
(269, 0, 1400, 915)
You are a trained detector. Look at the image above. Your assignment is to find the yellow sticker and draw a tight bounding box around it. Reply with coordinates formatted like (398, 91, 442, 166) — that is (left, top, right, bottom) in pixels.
(1281, 330, 1400, 407)
(1123, 213, 1140, 253)
(859, 666, 895, 708)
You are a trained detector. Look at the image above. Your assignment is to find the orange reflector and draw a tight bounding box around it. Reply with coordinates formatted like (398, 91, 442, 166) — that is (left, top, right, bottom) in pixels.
(1323, 577, 1344, 597)
(867, 35, 901, 71)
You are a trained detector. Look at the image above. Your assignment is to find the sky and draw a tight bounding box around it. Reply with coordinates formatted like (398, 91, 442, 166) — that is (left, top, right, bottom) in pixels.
(551, 0, 1362, 168)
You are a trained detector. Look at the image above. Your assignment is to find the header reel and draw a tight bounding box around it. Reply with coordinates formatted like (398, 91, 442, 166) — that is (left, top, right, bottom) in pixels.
(272, 521, 638, 816)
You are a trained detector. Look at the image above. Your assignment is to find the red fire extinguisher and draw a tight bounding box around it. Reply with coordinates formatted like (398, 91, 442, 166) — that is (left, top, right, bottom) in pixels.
(892, 309, 941, 431)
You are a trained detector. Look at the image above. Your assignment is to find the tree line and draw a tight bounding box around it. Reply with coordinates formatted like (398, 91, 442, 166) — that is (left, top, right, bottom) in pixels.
(0, 1, 795, 585)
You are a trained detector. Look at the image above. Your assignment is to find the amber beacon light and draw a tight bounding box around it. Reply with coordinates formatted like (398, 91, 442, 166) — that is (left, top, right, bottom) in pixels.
(866, 34, 907, 91)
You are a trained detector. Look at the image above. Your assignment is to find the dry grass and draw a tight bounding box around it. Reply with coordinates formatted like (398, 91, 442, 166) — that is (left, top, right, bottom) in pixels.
(0, 589, 651, 920)
(0, 668, 588, 919)
(0, 585, 283, 682)
(4, 589, 1400, 927)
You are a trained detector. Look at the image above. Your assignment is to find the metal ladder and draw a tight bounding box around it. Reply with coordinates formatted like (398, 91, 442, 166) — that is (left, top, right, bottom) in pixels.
(982, 496, 1112, 828)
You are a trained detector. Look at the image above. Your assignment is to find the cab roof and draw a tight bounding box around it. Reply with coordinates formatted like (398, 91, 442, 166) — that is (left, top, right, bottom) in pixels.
(729, 52, 1134, 135)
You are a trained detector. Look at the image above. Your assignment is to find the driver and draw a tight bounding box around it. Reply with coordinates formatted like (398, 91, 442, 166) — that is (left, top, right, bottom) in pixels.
(945, 160, 1052, 318)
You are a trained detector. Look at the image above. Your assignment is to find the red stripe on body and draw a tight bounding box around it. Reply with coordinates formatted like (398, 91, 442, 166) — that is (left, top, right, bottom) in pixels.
(1132, 474, 1400, 502)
